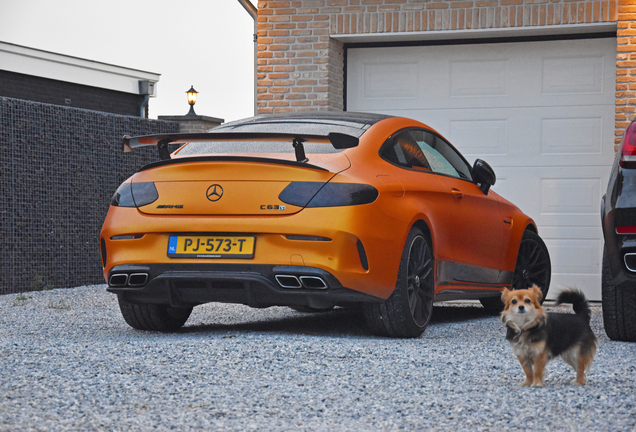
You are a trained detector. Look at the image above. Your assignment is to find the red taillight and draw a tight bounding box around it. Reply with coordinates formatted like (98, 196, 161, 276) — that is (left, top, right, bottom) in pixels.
(620, 122, 636, 168)
(616, 226, 636, 234)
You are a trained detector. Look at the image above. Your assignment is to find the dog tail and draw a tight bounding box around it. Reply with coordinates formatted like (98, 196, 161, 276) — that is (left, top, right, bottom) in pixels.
(556, 289, 592, 323)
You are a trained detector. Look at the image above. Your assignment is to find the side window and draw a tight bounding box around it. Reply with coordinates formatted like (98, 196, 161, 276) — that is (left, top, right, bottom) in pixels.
(380, 130, 431, 171)
(380, 129, 473, 180)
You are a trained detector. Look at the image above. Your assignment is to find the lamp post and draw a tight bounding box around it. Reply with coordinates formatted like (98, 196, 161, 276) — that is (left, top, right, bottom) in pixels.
(186, 85, 198, 116)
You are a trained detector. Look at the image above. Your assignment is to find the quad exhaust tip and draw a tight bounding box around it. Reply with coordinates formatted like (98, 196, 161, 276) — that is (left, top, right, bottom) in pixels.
(109, 272, 149, 288)
(128, 273, 149, 287)
(275, 275, 328, 290)
(299, 276, 328, 289)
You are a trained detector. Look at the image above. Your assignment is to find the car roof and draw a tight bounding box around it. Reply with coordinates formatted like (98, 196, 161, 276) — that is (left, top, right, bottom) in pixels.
(211, 111, 393, 138)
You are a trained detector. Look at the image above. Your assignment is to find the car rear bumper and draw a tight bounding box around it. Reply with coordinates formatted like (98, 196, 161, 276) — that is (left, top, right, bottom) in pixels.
(100, 206, 408, 300)
(603, 206, 636, 289)
(106, 263, 381, 309)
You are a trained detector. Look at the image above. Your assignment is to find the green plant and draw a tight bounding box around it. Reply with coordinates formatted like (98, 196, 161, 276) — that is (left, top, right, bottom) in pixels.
(47, 300, 71, 310)
(12, 293, 30, 307)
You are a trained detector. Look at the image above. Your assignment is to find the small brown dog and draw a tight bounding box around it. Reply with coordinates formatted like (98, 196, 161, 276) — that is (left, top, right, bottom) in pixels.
(501, 285, 597, 387)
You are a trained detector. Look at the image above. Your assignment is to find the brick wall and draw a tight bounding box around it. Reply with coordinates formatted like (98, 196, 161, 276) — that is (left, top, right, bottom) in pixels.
(257, 0, 618, 115)
(617, 0, 635, 146)
(257, 3, 345, 113)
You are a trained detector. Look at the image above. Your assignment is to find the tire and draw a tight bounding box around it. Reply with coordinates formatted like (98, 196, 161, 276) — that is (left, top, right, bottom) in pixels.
(480, 230, 551, 313)
(118, 296, 193, 332)
(363, 227, 434, 338)
(602, 247, 636, 341)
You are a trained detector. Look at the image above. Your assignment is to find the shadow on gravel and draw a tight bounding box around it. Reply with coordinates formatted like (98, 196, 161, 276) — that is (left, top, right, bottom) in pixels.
(430, 302, 496, 324)
(180, 302, 494, 338)
(181, 307, 370, 337)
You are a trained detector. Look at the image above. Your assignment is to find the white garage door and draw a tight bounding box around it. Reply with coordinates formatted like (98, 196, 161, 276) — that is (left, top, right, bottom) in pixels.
(347, 38, 616, 300)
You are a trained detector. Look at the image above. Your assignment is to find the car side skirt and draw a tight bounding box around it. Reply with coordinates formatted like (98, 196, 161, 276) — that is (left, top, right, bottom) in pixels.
(435, 260, 512, 301)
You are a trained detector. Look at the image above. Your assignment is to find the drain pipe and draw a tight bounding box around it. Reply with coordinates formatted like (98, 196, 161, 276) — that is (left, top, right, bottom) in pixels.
(237, 0, 258, 116)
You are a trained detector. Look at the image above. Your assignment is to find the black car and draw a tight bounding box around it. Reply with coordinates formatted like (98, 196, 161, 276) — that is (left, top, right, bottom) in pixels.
(601, 121, 636, 341)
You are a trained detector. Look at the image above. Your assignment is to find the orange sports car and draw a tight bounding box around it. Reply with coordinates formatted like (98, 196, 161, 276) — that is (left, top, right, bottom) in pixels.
(100, 112, 551, 337)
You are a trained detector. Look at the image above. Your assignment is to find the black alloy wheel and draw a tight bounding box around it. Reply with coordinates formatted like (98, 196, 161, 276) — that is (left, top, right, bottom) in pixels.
(480, 230, 551, 312)
(512, 230, 551, 298)
(363, 227, 434, 338)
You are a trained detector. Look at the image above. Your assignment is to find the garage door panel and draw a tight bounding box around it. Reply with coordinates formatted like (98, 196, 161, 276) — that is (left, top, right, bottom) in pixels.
(348, 38, 616, 300)
(362, 61, 419, 99)
(540, 177, 603, 217)
(544, 237, 603, 299)
(542, 55, 605, 96)
(541, 116, 603, 156)
(450, 59, 508, 97)
(347, 39, 615, 111)
(544, 238, 602, 274)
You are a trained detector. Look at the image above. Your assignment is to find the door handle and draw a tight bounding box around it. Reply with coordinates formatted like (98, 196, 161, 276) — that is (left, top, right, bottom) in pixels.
(451, 188, 463, 199)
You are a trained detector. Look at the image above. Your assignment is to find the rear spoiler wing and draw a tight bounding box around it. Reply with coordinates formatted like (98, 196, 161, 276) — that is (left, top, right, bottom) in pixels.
(122, 132, 360, 162)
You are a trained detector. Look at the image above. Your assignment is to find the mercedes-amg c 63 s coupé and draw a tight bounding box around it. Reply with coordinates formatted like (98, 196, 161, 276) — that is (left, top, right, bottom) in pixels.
(100, 112, 551, 338)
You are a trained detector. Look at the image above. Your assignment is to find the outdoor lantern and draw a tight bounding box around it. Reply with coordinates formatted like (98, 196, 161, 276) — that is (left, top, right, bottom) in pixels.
(186, 85, 198, 116)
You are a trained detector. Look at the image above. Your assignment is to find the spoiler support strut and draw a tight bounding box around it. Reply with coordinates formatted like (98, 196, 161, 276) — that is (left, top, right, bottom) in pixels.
(293, 137, 308, 163)
(157, 139, 171, 161)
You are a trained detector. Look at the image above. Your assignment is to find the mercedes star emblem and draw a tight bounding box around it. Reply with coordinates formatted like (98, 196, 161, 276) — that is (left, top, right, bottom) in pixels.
(206, 184, 224, 202)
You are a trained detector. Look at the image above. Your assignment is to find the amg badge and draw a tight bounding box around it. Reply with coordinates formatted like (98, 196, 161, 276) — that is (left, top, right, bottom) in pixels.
(261, 205, 286, 211)
(156, 205, 183, 209)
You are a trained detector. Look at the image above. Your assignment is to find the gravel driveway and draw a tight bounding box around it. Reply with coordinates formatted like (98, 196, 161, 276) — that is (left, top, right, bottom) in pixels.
(1, 285, 635, 431)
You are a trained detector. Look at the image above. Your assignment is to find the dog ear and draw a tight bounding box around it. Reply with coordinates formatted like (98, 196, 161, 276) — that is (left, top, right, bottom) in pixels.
(501, 288, 510, 303)
(531, 285, 543, 302)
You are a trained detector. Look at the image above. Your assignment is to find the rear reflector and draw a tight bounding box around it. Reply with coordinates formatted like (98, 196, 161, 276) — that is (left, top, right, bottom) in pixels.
(617, 226, 636, 234)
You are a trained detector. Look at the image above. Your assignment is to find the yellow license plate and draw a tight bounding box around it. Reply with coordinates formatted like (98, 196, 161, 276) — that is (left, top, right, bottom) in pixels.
(168, 235, 255, 258)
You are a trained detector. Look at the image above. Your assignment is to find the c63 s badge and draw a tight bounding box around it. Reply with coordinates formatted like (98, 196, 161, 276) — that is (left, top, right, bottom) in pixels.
(261, 205, 286, 211)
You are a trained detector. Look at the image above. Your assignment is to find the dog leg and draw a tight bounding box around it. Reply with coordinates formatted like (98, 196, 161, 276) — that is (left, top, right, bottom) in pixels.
(532, 351, 547, 387)
(576, 350, 595, 385)
(576, 363, 586, 385)
(517, 356, 534, 386)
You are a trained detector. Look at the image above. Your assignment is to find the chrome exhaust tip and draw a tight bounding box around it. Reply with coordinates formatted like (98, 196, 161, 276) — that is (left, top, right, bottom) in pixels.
(299, 276, 328, 290)
(128, 273, 149, 287)
(275, 275, 302, 289)
(109, 274, 129, 287)
(624, 253, 636, 272)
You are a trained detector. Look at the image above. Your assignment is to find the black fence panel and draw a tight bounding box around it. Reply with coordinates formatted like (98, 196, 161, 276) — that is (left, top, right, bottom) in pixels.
(0, 97, 179, 294)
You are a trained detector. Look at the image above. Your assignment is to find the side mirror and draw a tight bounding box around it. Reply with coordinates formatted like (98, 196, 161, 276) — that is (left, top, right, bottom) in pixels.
(473, 159, 496, 194)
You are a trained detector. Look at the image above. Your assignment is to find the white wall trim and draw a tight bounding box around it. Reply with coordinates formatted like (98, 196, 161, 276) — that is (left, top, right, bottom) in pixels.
(0, 41, 160, 96)
(332, 22, 617, 44)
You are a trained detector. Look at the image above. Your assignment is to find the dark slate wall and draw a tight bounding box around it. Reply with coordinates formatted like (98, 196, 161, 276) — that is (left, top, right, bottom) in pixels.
(0, 97, 179, 294)
(0, 70, 147, 117)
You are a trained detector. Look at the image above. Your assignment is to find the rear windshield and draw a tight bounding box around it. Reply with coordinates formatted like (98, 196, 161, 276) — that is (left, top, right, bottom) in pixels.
(175, 140, 342, 156)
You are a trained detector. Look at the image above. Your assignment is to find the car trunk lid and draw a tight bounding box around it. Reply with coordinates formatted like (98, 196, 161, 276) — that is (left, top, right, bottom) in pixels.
(131, 154, 350, 216)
